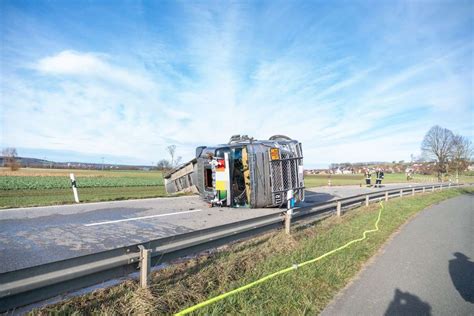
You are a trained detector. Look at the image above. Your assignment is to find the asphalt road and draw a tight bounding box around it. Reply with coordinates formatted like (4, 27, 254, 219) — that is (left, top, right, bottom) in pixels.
(0, 183, 429, 273)
(322, 194, 474, 316)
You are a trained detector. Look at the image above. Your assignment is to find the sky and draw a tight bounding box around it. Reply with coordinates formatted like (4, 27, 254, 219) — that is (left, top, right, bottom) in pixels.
(1, 0, 473, 168)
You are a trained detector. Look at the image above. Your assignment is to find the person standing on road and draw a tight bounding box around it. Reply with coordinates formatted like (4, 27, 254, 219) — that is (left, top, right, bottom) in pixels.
(375, 168, 384, 187)
(365, 169, 372, 187)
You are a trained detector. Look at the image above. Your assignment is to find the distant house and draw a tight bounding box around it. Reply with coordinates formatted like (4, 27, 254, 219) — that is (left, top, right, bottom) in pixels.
(330, 167, 355, 175)
(304, 169, 325, 175)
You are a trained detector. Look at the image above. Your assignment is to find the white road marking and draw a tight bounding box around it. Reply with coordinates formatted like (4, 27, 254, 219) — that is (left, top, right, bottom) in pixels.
(84, 209, 203, 226)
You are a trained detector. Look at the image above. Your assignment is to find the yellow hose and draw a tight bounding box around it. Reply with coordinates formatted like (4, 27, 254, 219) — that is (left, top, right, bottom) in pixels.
(175, 202, 384, 316)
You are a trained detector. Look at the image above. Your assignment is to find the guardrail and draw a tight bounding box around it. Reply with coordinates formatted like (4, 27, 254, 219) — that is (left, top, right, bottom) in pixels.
(0, 183, 464, 311)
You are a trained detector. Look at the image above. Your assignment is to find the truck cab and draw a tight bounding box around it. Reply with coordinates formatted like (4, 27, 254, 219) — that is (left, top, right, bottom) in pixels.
(164, 135, 304, 208)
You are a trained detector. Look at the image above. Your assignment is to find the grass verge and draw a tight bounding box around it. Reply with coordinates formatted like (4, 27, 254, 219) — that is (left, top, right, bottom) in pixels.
(31, 187, 473, 315)
(0, 186, 167, 209)
(304, 173, 474, 187)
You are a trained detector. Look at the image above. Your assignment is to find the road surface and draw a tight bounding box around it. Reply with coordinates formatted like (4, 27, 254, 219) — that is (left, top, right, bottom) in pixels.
(322, 194, 474, 315)
(0, 183, 431, 273)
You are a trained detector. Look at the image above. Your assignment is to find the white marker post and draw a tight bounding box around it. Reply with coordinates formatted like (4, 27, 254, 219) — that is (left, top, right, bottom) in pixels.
(70, 173, 80, 203)
(285, 190, 294, 235)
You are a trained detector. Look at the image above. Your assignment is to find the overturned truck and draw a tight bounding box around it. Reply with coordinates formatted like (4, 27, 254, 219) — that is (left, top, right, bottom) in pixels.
(164, 135, 304, 208)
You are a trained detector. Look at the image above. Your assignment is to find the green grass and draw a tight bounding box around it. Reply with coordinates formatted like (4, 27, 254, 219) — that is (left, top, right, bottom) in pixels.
(0, 175, 164, 190)
(304, 174, 364, 187)
(304, 173, 474, 187)
(31, 187, 473, 315)
(0, 168, 167, 208)
(0, 169, 164, 190)
(0, 186, 167, 208)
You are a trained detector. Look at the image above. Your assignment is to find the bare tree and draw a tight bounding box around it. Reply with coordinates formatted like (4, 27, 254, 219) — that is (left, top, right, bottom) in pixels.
(450, 134, 472, 182)
(2, 147, 20, 171)
(175, 156, 182, 166)
(421, 125, 454, 181)
(156, 159, 172, 170)
(166, 145, 176, 166)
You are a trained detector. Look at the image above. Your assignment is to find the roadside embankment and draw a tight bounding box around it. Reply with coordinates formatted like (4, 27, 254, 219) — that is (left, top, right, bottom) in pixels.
(31, 187, 473, 315)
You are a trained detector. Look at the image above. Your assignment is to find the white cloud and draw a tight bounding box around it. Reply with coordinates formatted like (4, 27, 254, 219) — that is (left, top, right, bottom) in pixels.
(36, 50, 103, 75)
(2, 2, 472, 166)
(35, 50, 154, 91)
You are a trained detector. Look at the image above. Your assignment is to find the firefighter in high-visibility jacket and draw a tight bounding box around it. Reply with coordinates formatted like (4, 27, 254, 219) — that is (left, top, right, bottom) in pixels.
(375, 168, 384, 187)
(365, 169, 372, 186)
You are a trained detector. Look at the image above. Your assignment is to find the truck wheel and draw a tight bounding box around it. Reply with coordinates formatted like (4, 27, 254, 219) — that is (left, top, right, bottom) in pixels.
(269, 135, 292, 141)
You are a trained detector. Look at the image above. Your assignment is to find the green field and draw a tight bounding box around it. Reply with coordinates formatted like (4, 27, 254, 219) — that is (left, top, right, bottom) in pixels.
(0, 186, 167, 208)
(304, 173, 473, 187)
(0, 168, 167, 208)
(1, 168, 472, 208)
(32, 187, 474, 315)
(0, 176, 164, 190)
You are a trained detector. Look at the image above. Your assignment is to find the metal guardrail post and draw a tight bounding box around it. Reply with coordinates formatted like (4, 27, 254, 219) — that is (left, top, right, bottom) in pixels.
(440, 184, 443, 190)
(336, 201, 341, 217)
(412, 188, 415, 196)
(432, 186, 435, 192)
(423, 187, 425, 193)
(385, 191, 388, 201)
(284, 211, 292, 235)
(138, 245, 151, 288)
(400, 189, 403, 197)
(365, 195, 369, 206)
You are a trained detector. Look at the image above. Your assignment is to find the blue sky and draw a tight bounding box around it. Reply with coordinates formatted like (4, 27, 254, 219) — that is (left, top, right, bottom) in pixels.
(1, 0, 473, 168)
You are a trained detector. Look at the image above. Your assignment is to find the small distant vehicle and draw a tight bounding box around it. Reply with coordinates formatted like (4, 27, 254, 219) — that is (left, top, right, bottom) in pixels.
(164, 135, 304, 208)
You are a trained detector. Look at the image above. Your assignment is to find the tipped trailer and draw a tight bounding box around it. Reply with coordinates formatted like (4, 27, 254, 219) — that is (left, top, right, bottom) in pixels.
(164, 135, 304, 208)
